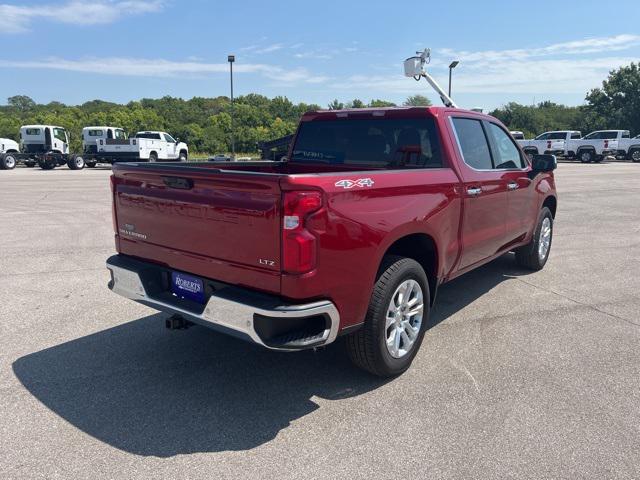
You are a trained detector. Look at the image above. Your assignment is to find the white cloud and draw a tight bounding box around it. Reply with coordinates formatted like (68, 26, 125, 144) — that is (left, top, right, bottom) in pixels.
(0, 0, 164, 33)
(332, 35, 639, 99)
(0, 56, 330, 86)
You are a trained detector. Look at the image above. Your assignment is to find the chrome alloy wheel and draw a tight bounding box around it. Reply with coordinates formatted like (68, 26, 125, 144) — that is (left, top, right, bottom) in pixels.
(538, 217, 552, 261)
(385, 279, 424, 359)
(632, 150, 640, 162)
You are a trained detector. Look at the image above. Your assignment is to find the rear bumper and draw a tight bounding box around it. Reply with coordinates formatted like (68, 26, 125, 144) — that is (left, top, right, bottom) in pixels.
(106, 255, 340, 351)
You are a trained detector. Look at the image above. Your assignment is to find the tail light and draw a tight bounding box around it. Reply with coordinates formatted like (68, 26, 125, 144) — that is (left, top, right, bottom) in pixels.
(110, 175, 118, 234)
(282, 191, 322, 274)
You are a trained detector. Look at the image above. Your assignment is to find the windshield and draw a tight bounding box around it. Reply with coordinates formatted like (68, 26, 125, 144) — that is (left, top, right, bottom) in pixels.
(584, 131, 618, 139)
(291, 117, 443, 169)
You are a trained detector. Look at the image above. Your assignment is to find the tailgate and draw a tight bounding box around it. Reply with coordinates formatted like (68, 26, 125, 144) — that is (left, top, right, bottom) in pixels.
(112, 165, 282, 292)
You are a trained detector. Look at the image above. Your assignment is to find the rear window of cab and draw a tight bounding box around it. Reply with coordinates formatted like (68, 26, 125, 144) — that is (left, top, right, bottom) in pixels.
(25, 128, 41, 135)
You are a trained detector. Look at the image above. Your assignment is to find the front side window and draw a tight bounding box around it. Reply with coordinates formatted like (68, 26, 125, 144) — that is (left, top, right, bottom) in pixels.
(622, 131, 630, 138)
(487, 123, 525, 169)
(451, 118, 492, 170)
(291, 117, 443, 169)
(571, 132, 581, 139)
(547, 132, 567, 140)
(114, 129, 126, 139)
(53, 128, 67, 142)
(535, 133, 550, 140)
(164, 133, 176, 143)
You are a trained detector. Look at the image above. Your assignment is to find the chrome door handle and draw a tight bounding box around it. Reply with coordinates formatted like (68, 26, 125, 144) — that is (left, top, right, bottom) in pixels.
(507, 182, 518, 190)
(467, 187, 482, 196)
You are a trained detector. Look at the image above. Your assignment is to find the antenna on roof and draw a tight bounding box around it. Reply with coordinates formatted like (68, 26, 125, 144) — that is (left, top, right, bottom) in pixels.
(403, 49, 458, 108)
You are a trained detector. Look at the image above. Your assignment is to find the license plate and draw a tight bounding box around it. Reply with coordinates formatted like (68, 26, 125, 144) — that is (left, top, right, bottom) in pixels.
(171, 271, 205, 304)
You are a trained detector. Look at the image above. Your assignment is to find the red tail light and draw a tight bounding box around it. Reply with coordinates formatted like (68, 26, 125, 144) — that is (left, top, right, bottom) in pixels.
(110, 175, 118, 234)
(282, 191, 322, 274)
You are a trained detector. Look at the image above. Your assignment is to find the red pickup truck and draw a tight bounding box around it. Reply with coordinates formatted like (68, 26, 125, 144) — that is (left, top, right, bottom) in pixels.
(107, 106, 557, 376)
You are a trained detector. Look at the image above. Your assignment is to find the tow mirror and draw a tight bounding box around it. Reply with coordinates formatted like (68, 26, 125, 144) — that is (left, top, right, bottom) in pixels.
(530, 154, 557, 177)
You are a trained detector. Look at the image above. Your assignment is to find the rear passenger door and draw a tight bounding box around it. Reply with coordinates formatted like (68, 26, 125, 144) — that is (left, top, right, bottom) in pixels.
(450, 117, 508, 270)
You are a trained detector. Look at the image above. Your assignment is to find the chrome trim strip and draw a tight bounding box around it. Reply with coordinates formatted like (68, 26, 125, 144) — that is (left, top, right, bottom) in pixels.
(107, 262, 340, 351)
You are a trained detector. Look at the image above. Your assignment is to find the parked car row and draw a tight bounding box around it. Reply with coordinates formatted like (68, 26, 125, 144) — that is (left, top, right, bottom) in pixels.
(0, 125, 188, 170)
(510, 130, 640, 163)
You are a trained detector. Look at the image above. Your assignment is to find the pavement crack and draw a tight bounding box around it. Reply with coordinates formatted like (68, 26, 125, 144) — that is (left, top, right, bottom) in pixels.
(513, 277, 640, 328)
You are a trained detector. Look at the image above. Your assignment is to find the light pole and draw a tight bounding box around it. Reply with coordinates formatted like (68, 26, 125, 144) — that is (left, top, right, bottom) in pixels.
(228, 54, 235, 159)
(448, 60, 459, 97)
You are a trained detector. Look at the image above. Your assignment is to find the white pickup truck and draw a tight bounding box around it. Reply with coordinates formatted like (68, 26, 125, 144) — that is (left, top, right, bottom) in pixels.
(517, 131, 581, 158)
(96, 130, 188, 162)
(600, 130, 640, 162)
(564, 130, 623, 163)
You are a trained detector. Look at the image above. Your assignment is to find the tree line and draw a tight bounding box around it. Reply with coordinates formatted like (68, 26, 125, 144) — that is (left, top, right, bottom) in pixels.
(0, 93, 430, 154)
(0, 63, 637, 153)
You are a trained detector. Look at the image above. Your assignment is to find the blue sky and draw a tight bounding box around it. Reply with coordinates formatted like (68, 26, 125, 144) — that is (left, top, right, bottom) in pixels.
(1, 0, 639, 110)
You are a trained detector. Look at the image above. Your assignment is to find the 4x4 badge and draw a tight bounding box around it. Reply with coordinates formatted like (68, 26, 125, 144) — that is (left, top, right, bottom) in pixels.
(335, 178, 375, 189)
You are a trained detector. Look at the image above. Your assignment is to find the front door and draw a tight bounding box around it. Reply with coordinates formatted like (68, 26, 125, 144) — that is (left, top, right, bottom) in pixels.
(450, 117, 508, 270)
(163, 133, 177, 159)
(484, 122, 536, 243)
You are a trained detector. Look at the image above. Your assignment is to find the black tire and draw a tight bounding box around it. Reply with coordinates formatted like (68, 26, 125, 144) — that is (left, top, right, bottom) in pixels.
(148, 152, 158, 163)
(629, 148, 640, 163)
(515, 207, 553, 271)
(38, 159, 55, 170)
(346, 256, 430, 377)
(178, 151, 188, 162)
(578, 150, 594, 163)
(86, 161, 96, 168)
(67, 154, 85, 170)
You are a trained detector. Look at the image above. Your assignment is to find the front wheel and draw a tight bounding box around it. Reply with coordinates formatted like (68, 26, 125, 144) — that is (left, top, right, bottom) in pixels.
(629, 148, 640, 163)
(515, 207, 553, 271)
(346, 256, 430, 377)
(178, 152, 187, 162)
(579, 150, 594, 163)
(1, 153, 17, 170)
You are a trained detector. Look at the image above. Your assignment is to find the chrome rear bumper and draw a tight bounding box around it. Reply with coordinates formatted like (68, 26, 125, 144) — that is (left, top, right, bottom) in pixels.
(106, 255, 340, 351)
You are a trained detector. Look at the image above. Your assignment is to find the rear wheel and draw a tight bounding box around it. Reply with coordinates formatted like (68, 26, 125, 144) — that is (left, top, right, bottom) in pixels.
(67, 155, 85, 170)
(579, 150, 594, 163)
(629, 148, 640, 163)
(346, 256, 430, 377)
(1, 153, 16, 170)
(148, 152, 158, 163)
(515, 207, 553, 271)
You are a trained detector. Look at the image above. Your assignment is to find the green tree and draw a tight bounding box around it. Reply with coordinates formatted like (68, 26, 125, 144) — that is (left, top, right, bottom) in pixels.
(403, 95, 432, 106)
(328, 99, 344, 110)
(7, 95, 36, 113)
(583, 63, 640, 135)
(368, 99, 396, 107)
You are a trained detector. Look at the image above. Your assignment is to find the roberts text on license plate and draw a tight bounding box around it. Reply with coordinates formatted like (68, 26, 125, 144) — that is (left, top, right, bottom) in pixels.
(171, 271, 205, 304)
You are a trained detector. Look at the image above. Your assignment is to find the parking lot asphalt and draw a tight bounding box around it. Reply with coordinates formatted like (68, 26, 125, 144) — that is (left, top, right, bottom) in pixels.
(0, 162, 639, 479)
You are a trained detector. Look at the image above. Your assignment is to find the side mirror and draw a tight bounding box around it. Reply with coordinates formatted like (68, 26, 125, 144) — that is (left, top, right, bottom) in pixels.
(529, 154, 557, 177)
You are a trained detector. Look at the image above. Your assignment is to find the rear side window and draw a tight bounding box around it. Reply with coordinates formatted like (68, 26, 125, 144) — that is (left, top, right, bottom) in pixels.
(88, 130, 103, 137)
(487, 123, 525, 169)
(547, 132, 567, 140)
(451, 118, 492, 170)
(291, 117, 443, 169)
(25, 128, 41, 135)
(136, 133, 162, 140)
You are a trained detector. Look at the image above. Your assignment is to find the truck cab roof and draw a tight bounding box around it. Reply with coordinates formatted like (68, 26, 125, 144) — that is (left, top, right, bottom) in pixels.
(301, 106, 492, 121)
